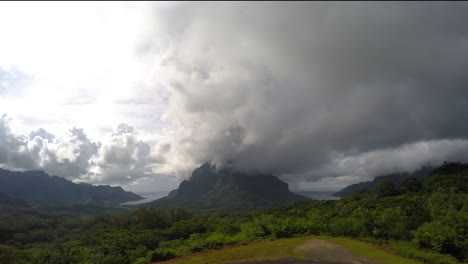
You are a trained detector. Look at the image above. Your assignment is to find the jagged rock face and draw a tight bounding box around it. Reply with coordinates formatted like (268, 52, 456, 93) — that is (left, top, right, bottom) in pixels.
(149, 163, 309, 211)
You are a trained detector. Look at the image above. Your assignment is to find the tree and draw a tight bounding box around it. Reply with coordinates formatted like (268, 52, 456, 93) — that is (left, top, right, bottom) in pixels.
(399, 178, 422, 193)
(376, 179, 399, 197)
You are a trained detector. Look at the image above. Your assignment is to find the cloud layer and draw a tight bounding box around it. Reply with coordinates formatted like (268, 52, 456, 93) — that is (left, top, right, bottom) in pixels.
(149, 2, 468, 181)
(1, 2, 468, 191)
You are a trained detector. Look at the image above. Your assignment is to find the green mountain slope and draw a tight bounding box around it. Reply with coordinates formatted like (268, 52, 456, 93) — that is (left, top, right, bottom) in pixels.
(0, 168, 143, 205)
(333, 166, 432, 197)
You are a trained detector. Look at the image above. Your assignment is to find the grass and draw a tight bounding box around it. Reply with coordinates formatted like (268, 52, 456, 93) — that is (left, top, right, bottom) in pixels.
(156, 237, 307, 264)
(156, 236, 426, 264)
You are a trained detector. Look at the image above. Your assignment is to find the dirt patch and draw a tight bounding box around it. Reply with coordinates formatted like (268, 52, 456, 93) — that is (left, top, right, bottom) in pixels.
(230, 239, 374, 264)
(295, 239, 374, 264)
(227, 258, 312, 264)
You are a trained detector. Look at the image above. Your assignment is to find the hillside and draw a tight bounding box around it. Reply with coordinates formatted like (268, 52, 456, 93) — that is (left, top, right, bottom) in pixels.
(0, 192, 31, 208)
(0, 168, 143, 205)
(147, 163, 309, 210)
(1, 162, 466, 264)
(332, 166, 432, 197)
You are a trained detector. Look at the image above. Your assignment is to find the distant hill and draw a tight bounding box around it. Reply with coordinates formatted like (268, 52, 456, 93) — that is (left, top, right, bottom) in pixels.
(424, 162, 468, 193)
(0, 192, 31, 208)
(0, 169, 143, 205)
(147, 163, 310, 210)
(332, 166, 433, 197)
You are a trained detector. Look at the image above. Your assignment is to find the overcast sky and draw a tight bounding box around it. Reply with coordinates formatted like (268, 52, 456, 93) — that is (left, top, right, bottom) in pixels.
(1, 2, 468, 193)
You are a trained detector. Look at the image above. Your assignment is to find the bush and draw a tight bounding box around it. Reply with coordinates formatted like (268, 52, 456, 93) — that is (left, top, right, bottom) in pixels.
(390, 241, 459, 264)
(328, 218, 363, 237)
(376, 179, 399, 197)
(372, 207, 411, 240)
(238, 221, 269, 241)
(413, 221, 457, 253)
(132, 257, 149, 264)
(163, 219, 207, 240)
(203, 233, 233, 249)
(399, 178, 422, 193)
(217, 222, 241, 236)
(0, 245, 31, 264)
(148, 248, 176, 262)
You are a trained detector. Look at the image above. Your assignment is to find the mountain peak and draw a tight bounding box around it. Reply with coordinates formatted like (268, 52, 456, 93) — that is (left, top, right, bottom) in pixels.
(148, 163, 309, 211)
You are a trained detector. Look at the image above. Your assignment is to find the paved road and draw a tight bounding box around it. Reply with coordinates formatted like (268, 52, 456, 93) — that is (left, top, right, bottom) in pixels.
(229, 239, 374, 264)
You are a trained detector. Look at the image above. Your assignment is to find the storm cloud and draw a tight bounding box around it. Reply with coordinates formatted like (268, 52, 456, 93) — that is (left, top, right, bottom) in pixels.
(149, 2, 468, 182)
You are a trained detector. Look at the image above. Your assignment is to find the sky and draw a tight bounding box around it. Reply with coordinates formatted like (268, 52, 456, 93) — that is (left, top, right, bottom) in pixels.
(1, 2, 468, 193)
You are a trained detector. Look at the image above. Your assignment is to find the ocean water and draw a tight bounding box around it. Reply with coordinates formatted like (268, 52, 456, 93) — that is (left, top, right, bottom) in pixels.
(295, 191, 340, 200)
(120, 191, 170, 205)
(121, 190, 340, 206)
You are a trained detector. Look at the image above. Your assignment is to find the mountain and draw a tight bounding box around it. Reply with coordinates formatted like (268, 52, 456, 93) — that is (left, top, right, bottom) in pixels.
(0, 168, 143, 205)
(147, 163, 310, 210)
(0, 192, 31, 208)
(332, 166, 433, 197)
(424, 162, 468, 193)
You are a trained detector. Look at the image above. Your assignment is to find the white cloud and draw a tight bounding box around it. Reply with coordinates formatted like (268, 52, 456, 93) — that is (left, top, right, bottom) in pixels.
(0, 116, 185, 189)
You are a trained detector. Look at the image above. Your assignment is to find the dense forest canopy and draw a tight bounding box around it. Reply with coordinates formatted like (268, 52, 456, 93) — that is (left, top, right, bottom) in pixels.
(0, 162, 466, 264)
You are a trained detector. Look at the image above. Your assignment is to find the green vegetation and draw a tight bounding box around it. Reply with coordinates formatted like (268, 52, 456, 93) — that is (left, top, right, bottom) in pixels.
(0, 162, 466, 264)
(333, 166, 432, 197)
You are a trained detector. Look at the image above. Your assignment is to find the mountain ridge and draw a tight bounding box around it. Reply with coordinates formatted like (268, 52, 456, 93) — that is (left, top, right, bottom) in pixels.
(0, 168, 143, 205)
(332, 166, 433, 197)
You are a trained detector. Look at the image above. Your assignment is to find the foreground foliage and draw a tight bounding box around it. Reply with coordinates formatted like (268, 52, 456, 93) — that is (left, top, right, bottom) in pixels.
(1, 162, 466, 264)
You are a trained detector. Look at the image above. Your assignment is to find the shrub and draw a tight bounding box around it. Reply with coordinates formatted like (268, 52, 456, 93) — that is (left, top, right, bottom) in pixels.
(390, 241, 459, 264)
(132, 257, 149, 264)
(328, 218, 363, 237)
(376, 179, 399, 198)
(148, 248, 176, 262)
(413, 221, 457, 253)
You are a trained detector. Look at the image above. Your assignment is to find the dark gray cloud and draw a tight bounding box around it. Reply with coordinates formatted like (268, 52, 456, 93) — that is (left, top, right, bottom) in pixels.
(150, 2, 468, 183)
